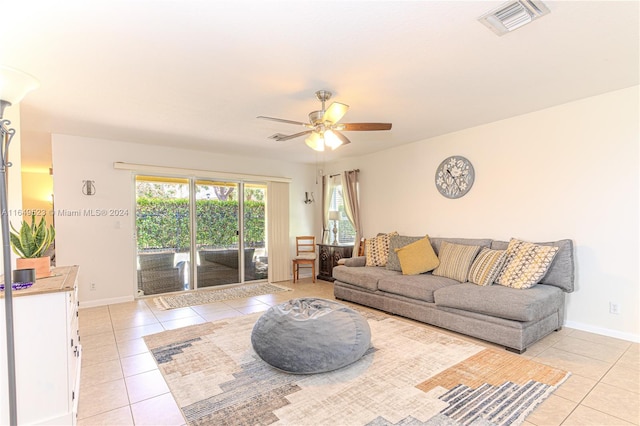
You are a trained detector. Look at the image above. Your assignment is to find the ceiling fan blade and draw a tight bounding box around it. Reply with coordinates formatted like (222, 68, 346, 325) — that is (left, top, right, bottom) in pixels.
(340, 123, 392, 131)
(322, 102, 349, 124)
(268, 130, 312, 141)
(257, 116, 310, 127)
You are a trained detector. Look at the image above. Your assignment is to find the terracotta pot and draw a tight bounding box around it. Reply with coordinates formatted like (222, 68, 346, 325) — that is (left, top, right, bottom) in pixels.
(16, 256, 51, 279)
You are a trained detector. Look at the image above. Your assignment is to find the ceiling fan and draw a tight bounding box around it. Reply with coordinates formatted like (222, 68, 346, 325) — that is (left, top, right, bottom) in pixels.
(257, 90, 392, 151)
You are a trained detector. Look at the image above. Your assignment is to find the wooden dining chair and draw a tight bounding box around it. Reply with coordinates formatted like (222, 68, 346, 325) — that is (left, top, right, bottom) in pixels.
(292, 236, 316, 283)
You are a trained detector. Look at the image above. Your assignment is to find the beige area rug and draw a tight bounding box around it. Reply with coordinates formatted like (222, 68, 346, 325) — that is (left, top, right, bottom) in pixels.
(153, 282, 291, 310)
(143, 310, 569, 426)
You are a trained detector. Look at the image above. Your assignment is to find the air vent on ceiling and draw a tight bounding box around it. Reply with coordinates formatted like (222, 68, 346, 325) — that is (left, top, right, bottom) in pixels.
(478, 0, 550, 36)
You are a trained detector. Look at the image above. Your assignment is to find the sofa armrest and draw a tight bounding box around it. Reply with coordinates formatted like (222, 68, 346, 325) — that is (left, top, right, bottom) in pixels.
(344, 256, 366, 267)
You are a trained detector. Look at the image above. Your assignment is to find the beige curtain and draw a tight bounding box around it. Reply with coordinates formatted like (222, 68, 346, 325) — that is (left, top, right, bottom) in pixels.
(342, 170, 362, 256)
(267, 181, 290, 282)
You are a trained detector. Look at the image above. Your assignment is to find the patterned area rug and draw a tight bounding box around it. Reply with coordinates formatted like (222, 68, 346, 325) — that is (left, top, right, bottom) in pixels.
(143, 310, 569, 425)
(153, 282, 291, 310)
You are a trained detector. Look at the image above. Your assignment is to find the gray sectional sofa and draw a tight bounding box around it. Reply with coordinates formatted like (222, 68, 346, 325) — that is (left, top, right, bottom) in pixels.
(333, 237, 575, 353)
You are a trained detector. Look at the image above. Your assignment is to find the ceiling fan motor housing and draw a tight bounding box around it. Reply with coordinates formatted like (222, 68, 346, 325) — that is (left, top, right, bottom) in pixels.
(308, 110, 324, 126)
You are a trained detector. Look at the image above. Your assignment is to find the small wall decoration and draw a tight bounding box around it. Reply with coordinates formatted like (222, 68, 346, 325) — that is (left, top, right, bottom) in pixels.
(82, 180, 96, 196)
(435, 156, 475, 199)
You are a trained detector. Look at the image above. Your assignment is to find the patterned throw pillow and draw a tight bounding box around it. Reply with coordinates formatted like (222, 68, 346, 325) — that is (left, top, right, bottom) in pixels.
(432, 241, 481, 282)
(395, 236, 440, 275)
(468, 248, 507, 286)
(495, 239, 559, 289)
(365, 232, 398, 267)
(386, 235, 424, 271)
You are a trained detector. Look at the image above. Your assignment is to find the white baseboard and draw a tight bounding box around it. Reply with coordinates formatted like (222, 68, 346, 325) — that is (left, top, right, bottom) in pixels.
(564, 320, 640, 343)
(79, 295, 134, 309)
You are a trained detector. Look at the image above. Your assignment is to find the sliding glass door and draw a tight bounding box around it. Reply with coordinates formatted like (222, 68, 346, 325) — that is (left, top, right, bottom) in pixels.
(195, 180, 240, 288)
(135, 175, 267, 296)
(244, 183, 268, 281)
(135, 176, 191, 296)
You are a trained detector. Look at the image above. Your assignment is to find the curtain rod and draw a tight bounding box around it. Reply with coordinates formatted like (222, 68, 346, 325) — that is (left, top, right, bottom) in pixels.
(113, 162, 292, 183)
(329, 169, 360, 178)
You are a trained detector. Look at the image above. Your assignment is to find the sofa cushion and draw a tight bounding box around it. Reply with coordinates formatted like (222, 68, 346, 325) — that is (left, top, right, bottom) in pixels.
(396, 236, 440, 275)
(333, 265, 399, 291)
(491, 239, 574, 292)
(433, 283, 564, 322)
(386, 235, 423, 271)
(495, 239, 559, 289)
(468, 248, 507, 286)
(365, 232, 398, 267)
(432, 241, 481, 282)
(430, 238, 493, 256)
(378, 273, 459, 303)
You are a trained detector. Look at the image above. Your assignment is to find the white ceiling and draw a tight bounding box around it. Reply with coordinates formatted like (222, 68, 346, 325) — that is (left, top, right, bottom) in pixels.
(2, 1, 638, 169)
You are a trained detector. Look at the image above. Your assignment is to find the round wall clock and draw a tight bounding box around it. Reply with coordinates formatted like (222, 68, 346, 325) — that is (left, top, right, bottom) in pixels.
(435, 156, 475, 199)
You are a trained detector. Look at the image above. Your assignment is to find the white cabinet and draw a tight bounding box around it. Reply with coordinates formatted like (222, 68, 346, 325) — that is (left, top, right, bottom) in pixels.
(1, 265, 81, 425)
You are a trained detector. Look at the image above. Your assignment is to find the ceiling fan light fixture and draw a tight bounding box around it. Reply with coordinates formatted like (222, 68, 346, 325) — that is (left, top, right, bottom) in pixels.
(305, 132, 324, 151)
(324, 130, 343, 150)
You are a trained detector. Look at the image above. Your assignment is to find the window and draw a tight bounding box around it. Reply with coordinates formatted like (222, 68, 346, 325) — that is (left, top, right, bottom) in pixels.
(327, 178, 356, 245)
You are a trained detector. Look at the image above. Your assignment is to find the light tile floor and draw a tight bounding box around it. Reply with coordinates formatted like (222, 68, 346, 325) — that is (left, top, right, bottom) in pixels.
(76, 278, 639, 426)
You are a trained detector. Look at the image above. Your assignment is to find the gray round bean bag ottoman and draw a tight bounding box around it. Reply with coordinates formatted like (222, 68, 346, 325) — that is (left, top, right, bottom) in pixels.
(251, 298, 371, 374)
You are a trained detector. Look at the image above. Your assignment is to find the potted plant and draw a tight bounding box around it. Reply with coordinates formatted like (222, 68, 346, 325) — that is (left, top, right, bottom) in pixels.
(10, 214, 55, 278)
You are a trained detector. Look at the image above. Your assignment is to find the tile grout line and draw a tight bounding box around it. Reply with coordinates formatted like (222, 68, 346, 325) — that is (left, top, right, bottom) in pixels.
(545, 329, 637, 426)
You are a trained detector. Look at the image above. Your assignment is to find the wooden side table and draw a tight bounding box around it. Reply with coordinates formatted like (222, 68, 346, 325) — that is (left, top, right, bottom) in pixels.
(317, 243, 353, 282)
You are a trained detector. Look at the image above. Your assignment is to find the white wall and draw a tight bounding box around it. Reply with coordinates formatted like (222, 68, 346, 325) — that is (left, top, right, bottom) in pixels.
(328, 86, 639, 342)
(21, 171, 54, 228)
(51, 135, 317, 306)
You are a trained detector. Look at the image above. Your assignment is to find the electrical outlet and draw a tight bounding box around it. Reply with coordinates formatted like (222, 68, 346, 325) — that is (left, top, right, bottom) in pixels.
(90, 283, 96, 291)
(609, 302, 620, 315)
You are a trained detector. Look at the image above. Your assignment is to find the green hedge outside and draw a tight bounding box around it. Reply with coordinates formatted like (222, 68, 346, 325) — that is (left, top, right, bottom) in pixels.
(136, 198, 265, 250)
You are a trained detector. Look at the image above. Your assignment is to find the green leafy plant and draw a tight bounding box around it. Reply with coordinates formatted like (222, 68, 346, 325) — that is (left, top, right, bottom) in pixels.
(135, 198, 265, 250)
(9, 215, 56, 258)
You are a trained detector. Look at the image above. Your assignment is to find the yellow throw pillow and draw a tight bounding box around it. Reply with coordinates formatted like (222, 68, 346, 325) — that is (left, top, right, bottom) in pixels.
(395, 236, 440, 275)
